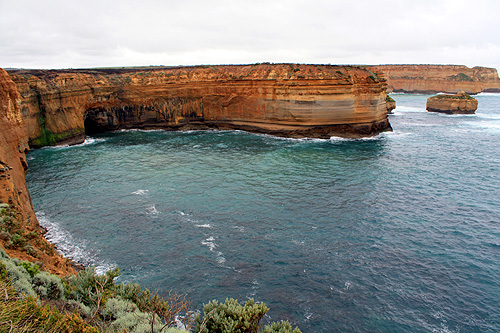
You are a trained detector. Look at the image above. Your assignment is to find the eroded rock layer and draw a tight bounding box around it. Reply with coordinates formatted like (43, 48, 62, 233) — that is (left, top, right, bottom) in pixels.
(0, 69, 74, 275)
(426, 91, 478, 114)
(8, 64, 392, 145)
(372, 65, 500, 94)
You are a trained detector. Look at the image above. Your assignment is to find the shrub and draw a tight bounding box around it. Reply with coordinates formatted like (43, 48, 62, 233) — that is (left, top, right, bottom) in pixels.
(100, 296, 138, 320)
(32, 271, 65, 300)
(67, 266, 120, 307)
(263, 321, 302, 333)
(1, 259, 36, 297)
(18, 261, 40, 278)
(109, 310, 151, 333)
(115, 281, 141, 301)
(0, 231, 10, 241)
(196, 298, 269, 333)
(0, 279, 99, 332)
(10, 233, 26, 248)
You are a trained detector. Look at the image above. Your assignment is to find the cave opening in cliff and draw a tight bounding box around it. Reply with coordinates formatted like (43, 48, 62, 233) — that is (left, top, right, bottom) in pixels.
(84, 109, 107, 135)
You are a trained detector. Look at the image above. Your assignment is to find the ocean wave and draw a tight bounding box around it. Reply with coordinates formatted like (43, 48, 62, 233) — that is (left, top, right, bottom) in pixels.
(36, 211, 114, 274)
(46, 137, 107, 150)
(250, 132, 329, 143)
(201, 237, 217, 251)
(467, 122, 500, 131)
(394, 106, 427, 113)
(195, 224, 212, 228)
(145, 204, 159, 216)
(116, 128, 164, 133)
(131, 189, 149, 195)
(329, 134, 384, 142)
(475, 113, 500, 120)
(476, 92, 500, 97)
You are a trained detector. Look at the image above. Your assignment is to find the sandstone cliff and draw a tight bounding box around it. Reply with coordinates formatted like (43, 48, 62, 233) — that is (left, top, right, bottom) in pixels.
(426, 91, 478, 114)
(8, 64, 392, 145)
(0, 69, 74, 275)
(372, 65, 500, 94)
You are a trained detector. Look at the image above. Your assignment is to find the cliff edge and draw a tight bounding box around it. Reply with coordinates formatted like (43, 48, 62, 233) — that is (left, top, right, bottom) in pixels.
(8, 64, 392, 146)
(372, 65, 500, 94)
(426, 91, 478, 114)
(0, 69, 74, 275)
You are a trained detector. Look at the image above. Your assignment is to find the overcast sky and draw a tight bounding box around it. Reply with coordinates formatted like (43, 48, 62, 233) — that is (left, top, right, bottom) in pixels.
(1, 0, 500, 71)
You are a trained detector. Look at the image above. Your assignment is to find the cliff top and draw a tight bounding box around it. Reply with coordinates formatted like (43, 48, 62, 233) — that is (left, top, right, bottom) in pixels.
(6, 63, 385, 84)
(431, 91, 476, 100)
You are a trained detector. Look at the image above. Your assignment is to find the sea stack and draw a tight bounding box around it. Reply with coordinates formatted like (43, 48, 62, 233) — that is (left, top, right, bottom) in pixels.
(426, 91, 478, 114)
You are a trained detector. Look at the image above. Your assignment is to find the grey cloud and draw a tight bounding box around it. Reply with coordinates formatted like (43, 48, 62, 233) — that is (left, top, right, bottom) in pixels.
(1, 0, 499, 70)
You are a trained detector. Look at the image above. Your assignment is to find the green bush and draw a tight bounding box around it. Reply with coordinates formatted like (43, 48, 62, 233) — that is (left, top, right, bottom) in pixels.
(67, 266, 120, 306)
(109, 310, 152, 333)
(196, 298, 269, 333)
(195, 298, 302, 333)
(32, 271, 65, 300)
(263, 321, 302, 333)
(0, 279, 99, 332)
(1, 259, 36, 297)
(18, 261, 40, 278)
(100, 296, 139, 320)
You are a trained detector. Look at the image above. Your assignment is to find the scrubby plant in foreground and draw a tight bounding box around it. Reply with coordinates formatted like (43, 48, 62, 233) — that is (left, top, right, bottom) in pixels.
(0, 248, 192, 332)
(0, 245, 301, 332)
(195, 298, 301, 333)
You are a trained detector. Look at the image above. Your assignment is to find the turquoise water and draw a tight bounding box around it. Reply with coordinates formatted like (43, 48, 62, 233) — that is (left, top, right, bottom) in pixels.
(26, 93, 500, 332)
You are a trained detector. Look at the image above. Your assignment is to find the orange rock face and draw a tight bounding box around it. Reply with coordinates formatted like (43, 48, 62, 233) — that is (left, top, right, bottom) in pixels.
(372, 65, 500, 94)
(0, 69, 74, 275)
(8, 64, 392, 144)
(426, 91, 478, 114)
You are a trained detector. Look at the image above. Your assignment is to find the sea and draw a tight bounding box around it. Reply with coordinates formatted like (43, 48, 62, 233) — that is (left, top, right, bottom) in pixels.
(25, 93, 500, 332)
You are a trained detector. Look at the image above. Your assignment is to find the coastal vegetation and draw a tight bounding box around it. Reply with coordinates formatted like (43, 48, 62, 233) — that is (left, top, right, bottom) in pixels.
(433, 92, 475, 100)
(0, 224, 301, 333)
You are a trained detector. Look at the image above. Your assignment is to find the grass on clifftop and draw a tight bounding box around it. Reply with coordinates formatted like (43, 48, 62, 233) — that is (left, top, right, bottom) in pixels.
(433, 92, 475, 100)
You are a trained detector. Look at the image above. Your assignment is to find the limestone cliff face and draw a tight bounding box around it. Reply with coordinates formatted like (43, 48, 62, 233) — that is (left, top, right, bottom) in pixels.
(9, 64, 392, 144)
(0, 69, 74, 275)
(0, 68, 31, 221)
(426, 91, 478, 114)
(372, 65, 500, 94)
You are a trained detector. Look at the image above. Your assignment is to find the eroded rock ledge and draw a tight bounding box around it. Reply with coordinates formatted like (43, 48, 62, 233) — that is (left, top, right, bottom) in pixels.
(7, 64, 392, 146)
(426, 91, 478, 114)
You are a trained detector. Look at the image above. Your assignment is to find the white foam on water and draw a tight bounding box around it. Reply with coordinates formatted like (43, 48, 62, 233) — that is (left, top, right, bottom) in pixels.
(51, 137, 107, 150)
(476, 112, 500, 120)
(146, 204, 159, 216)
(195, 224, 212, 228)
(464, 119, 500, 132)
(117, 129, 164, 133)
(233, 225, 245, 232)
(292, 239, 305, 246)
(394, 106, 427, 113)
(36, 211, 114, 274)
(201, 237, 217, 251)
(131, 189, 148, 195)
(344, 281, 352, 290)
(329, 133, 384, 142)
(216, 252, 226, 264)
(476, 92, 500, 97)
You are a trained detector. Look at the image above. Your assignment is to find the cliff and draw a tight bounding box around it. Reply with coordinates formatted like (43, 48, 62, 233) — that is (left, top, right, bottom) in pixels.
(0, 69, 74, 275)
(426, 91, 478, 114)
(372, 65, 500, 94)
(8, 64, 392, 145)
